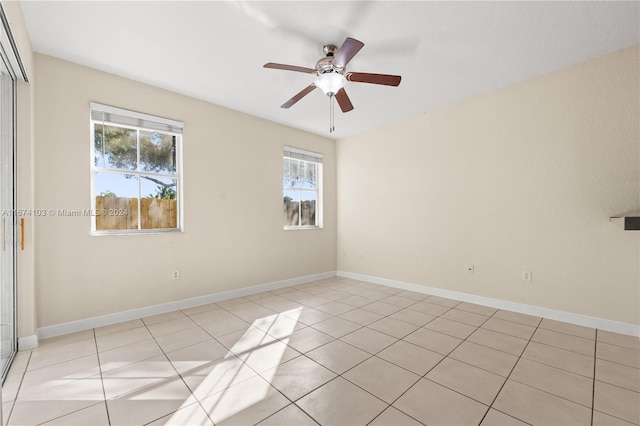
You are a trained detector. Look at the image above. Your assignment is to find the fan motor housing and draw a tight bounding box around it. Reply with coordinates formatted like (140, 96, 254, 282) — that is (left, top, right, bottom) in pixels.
(316, 44, 344, 74)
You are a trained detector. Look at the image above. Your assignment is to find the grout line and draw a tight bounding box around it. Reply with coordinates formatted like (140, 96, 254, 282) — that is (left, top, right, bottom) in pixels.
(3, 350, 32, 426)
(93, 328, 112, 426)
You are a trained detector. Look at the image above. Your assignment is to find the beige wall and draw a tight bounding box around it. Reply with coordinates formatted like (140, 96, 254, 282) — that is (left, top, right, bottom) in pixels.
(34, 54, 336, 327)
(337, 46, 640, 325)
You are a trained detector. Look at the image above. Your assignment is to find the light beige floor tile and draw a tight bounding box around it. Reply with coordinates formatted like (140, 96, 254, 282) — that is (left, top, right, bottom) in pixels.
(369, 407, 423, 426)
(403, 327, 462, 355)
(256, 296, 301, 313)
(283, 307, 333, 326)
(339, 308, 385, 326)
(226, 302, 278, 323)
(440, 308, 488, 327)
(388, 308, 436, 326)
(285, 327, 334, 353)
(344, 356, 420, 404)
(482, 317, 536, 340)
(2, 374, 22, 403)
(377, 340, 444, 376)
(165, 339, 229, 374)
(239, 339, 301, 373)
(493, 380, 591, 425)
(598, 330, 640, 350)
(20, 353, 100, 396)
(594, 380, 640, 424)
(311, 317, 361, 338)
(426, 357, 506, 405)
(188, 308, 237, 325)
(381, 295, 417, 308)
(368, 317, 419, 338)
(340, 295, 377, 307)
(510, 358, 593, 407)
(146, 317, 198, 338)
(27, 339, 97, 371)
(340, 327, 397, 354)
(102, 355, 178, 399)
(314, 301, 355, 316)
(35, 330, 95, 351)
(98, 339, 163, 373)
(532, 327, 595, 356)
(93, 319, 145, 337)
(596, 358, 640, 392)
(257, 403, 318, 426)
(407, 301, 450, 316)
(394, 378, 487, 425)
(298, 295, 332, 308)
(215, 326, 277, 355)
(255, 312, 307, 339)
(181, 302, 220, 316)
(455, 301, 497, 316)
(425, 296, 461, 308)
(3, 400, 13, 425)
(9, 376, 104, 425)
(261, 355, 336, 401)
(523, 341, 594, 377)
(180, 355, 257, 401)
(7, 352, 30, 376)
(142, 310, 186, 325)
(147, 402, 214, 425)
(198, 316, 250, 337)
(396, 290, 429, 301)
(361, 301, 404, 316)
(107, 376, 197, 426)
(362, 289, 393, 300)
(597, 342, 640, 368)
(492, 310, 541, 327)
(155, 326, 212, 353)
(467, 328, 529, 356)
(592, 410, 638, 426)
(424, 317, 477, 339)
(41, 402, 109, 425)
(200, 375, 290, 425)
(297, 377, 387, 425)
(306, 340, 370, 374)
(539, 318, 595, 340)
(95, 325, 153, 353)
(450, 341, 519, 377)
(480, 408, 529, 425)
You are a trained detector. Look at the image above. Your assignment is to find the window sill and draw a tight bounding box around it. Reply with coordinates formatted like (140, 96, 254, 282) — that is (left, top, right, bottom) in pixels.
(284, 226, 323, 231)
(91, 229, 183, 236)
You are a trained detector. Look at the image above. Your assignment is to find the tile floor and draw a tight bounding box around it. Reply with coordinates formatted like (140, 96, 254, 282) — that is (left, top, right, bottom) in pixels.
(3, 277, 639, 425)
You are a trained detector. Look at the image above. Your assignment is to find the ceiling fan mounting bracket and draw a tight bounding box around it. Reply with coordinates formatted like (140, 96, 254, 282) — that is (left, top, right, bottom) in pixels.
(323, 44, 338, 57)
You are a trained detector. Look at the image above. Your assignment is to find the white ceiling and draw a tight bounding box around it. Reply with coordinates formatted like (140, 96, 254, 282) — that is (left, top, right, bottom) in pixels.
(20, 1, 640, 140)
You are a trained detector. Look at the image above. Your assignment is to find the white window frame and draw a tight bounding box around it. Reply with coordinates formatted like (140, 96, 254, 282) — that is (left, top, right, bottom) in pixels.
(90, 102, 183, 235)
(283, 146, 323, 230)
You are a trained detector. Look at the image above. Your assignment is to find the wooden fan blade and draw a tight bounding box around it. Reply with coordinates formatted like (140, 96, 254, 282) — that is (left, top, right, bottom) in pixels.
(264, 62, 316, 74)
(346, 72, 401, 86)
(332, 37, 365, 69)
(335, 88, 354, 113)
(281, 84, 317, 108)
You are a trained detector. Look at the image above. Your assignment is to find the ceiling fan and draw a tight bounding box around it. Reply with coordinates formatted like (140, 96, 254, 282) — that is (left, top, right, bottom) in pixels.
(264, 37, 402, 132)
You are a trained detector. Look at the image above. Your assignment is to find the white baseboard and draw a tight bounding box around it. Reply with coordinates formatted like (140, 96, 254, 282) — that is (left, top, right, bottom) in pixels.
(337, 270, 640, 337)
(37, 271, 337, 341)
(18, 334, 38, 351)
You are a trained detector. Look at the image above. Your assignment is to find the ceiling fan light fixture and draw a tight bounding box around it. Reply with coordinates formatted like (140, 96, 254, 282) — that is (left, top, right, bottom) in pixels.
(314, 72, 346, 96)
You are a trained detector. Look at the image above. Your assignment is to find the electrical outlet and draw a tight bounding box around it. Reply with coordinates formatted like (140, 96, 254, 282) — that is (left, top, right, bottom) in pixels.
(465, 264, 475, 274)
(172, 270, 180, 280)
(521, 270, 532, 282)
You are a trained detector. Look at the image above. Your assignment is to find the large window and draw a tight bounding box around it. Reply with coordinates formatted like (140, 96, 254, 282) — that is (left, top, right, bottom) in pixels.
(90, 103, 183, 234)
(283, 147, 322, 229)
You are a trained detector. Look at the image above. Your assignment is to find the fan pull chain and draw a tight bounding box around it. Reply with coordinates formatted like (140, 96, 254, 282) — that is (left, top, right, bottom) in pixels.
(329, 94, 335, 133)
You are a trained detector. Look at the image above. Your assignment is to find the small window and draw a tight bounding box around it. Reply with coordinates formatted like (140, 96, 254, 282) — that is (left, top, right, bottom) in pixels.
(90, 103, 183, 234)
(283, 147, 323, 229)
